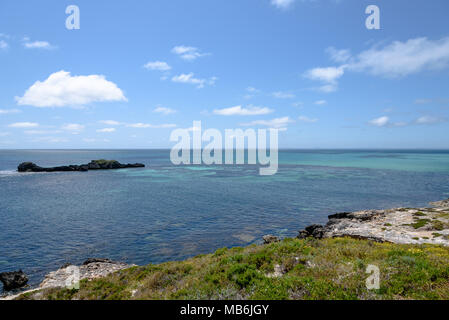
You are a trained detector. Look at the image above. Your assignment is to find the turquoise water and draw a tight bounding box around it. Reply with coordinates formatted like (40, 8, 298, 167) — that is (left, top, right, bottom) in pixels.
(0, 149, 449, 290)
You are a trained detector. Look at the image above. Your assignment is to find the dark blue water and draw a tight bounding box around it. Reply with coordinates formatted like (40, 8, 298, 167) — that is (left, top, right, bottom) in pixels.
(1, 149, 449, 290)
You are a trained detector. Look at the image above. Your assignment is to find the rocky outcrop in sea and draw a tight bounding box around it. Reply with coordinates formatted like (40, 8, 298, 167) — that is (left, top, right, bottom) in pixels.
(0, 270, 28, 291)
(17, 160, 145, 173)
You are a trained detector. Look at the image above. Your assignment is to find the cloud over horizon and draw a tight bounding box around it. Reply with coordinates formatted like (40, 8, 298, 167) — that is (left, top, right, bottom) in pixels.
(16, 71, 127, 107)
(306, 36, 449, 93)
(213, 105, 274, 116)
(241, 116, 294, 129)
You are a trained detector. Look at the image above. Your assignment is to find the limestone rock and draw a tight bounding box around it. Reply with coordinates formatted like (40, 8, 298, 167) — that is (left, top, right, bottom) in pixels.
(297, 200, 449, 246)
(263, 235, 280, 244)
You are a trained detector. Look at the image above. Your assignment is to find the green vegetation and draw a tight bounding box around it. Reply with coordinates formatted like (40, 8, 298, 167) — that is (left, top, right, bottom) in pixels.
(413, 212, 427, 217)
(410, 219, 431, 229)
(18, 238, 449, 300)
(432, 220, 446, 231)
(438, 212, 449, 219)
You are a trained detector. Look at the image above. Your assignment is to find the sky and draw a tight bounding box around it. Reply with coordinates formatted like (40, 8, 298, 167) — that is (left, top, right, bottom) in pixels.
(0, 0, 449, 149)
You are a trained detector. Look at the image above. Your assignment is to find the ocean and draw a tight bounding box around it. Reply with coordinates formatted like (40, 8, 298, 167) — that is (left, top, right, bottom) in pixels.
(1, 149, 449, 289)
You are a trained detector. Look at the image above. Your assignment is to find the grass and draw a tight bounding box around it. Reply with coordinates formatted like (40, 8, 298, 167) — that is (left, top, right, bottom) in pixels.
(410, 219, 431, 229)
(413, 212, 427, 217)
(431, 220, 446, 231)
(18, 237, 449, 300)
(436, 211, 449, 219)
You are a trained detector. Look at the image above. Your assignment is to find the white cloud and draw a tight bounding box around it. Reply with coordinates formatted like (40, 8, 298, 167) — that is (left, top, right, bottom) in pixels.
(171, 46, 208, 61)
(298, 115, 318, 123)
(154, 106, 176, 115)
(16, 70, 127, 107)
(415, 115, 446, 125)
(369, 116, 390, 127)
(349, 37, 449, 77)
(127, 123, 151, 128)
(271, 0, 295, 9)
(0, 109, 21, 114)
(368, 116, 407, 127)
(143, 61, 171, 71)
(23, 40, 54, 49)
(62, 123, 85, 133)
(305, 67, 345, 83)
(241, 116, 294, 129)
(0, 40, 8, 50)
(127, 123, 176, 129)
(304, 66, 345, 93)
(97, 128, 116, 133)
(314, 100, 327, 105)
(272, 91, 295, 99)
(213, 105, 274, 116)
(368, 115, 446, 128)
(99, 120, 121, 126)
(8, 122, 39, 128)
(171, 73, 216, 88)
(326, 47, 351, 63)
(306, 37, 449, 93)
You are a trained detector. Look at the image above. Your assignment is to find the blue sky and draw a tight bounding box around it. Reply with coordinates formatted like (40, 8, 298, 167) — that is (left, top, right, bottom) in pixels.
(1, 0, 449, 149)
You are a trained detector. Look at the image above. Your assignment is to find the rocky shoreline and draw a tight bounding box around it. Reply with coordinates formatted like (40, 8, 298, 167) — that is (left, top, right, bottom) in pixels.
(17, 159, 145, 173)
(2, 199, 449, 299)
(297, 199, 449, 246)
(1, 258, 134, 300)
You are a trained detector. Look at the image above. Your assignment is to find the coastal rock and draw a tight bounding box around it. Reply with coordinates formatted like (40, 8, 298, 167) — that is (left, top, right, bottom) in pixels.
(86, 160, 145, 170)
(0, 270, 28, 291)
(298, 224, 326, 239)
(263, 235, 280, 244)
(17, 160, 145, 173)
(87, 161, 101, 170)
(17, 162, 44, 172)
(430, 199, 449, 209)
(39, 259, 133, 290)
(297, 200, 449, 246)
(82, 258, 114, 265)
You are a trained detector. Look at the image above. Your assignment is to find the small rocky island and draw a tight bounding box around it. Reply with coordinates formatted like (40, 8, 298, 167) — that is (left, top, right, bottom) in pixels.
(17, 160, 145, 173)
